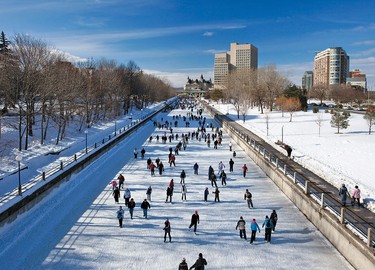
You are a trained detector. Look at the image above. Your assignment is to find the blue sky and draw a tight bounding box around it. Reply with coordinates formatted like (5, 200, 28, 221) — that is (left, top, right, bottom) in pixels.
(1, 0, 375, 88)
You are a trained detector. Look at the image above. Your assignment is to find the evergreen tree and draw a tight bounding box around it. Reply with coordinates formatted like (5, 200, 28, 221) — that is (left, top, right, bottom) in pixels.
(330, 110, 350, 134)
(0, 31, 11, 53)
(363, 107, 375, 135)
(283, 84, 307, 111)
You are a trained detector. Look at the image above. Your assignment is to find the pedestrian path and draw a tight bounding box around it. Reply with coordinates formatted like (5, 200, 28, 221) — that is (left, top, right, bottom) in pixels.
(0, 105, 354, 269)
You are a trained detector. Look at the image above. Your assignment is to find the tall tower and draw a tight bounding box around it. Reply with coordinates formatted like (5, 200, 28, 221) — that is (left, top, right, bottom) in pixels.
(214, 42, 258, 88)
(313, 47, 349, 86)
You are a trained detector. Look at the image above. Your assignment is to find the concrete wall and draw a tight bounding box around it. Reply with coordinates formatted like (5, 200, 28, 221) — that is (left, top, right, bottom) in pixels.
(224, 124, 375, 270)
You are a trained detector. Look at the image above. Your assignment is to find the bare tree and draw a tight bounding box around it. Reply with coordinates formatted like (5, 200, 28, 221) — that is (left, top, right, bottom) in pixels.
(315, 112, 324, 137)
(310, 84, 329, 105)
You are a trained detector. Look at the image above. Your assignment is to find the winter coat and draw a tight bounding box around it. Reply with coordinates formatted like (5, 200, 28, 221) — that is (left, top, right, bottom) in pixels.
(250, 221, 261, 232)
(128, 200, 136, 209)
(163, 220, 171, 233)
(124, 189, 131, 199)
(193, 163, 199, 170)
(116, 209, 124, 219)
(141, 201, 150, 209)
(180, 171, 186, 179)
(218, 162, 225, 171)
(244, 191, 252, 201)
(166, 186, 173, 196)
(236, 219, 246, 230)
(339, 186, 349, 201)
(181, 185, 187, 194)
(191, 214, 199, 224)
(242, 165, 248, 172)
(178, 261, 188, 270)
(262, 218, 274, 229)
(190, 257, 207, 270)
(352, 188, 361, 199)
(146, 187, 152, 195)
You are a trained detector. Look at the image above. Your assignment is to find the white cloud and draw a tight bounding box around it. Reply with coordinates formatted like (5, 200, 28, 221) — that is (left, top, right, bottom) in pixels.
(203, 32, 214, 36)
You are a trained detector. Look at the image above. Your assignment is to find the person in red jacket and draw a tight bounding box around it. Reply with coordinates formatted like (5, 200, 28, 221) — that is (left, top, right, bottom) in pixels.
(149, 162, 156, 176)
(242, 164, 248, 178)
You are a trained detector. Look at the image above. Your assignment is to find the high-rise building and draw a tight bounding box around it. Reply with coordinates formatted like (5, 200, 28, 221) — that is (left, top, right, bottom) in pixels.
(313, 47, 349, 86)
(302, 71, 314, 91)
(214, 42, 258, 88)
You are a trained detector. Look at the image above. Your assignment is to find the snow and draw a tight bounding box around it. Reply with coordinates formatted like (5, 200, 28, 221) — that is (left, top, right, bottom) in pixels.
(210, 100, 375, 212)
(0, 104, 354, 269)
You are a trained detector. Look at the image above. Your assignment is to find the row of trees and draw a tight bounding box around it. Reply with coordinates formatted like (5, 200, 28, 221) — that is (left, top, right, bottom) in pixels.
(0, 32, 176, 150)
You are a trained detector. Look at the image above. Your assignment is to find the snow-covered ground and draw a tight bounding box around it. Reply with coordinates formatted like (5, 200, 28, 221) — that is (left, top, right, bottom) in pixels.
(209, 100, 375, 212)
(0, 106, 354, 269)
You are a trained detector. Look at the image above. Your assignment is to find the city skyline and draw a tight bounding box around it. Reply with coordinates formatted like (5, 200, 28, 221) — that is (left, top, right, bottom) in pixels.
(1, 0, 375, 89)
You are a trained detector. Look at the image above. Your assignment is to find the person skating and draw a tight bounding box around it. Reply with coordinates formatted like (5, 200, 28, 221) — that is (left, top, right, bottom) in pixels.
(166, 186, 173, 202)
(339, 184, 350, 206)
(189, 253, 207, 270)
(170, 154, 176, 166)
(158, 161, 164, 175)
(149, 162, 156, 176)
(270, 210, 278, 231)
(141, 147, 146, 159)
(180, 170, 186, 184)
(229, 142, 232, 151)
(218, 161, 225, 175)
(189, 211, 200, 233)
(193, 162, 199, 175)
(244, 189, 253, 208)
(229, 158, 234, 172)
(220, 170, 227, 186)
(178, 258, 188, 270)
(236, 216, 247, 240)
(250, 218, 261, 244)
(133, 147, 138, 158)
(213, 187, 220, 202)
(110, 179, 118, 190)
(147, 157, 152, 169)
(208, 166, 213, 180)
(210, 173, 218, 188)
(113, 187, 120, 204)
(163, 218, 172, 242)
(117, 174, 125, 189)
(181, 184, 187, 201)
(204, 187, 209, 201)
(124, 188, 131, 206)
(242, 164, 248, 178)
(128, 198, 136, 219)
(141, 199, 151, 218)
(116, 206, 124, 228)
(262, 215, 274, 242)
(146, 186, 152, 201)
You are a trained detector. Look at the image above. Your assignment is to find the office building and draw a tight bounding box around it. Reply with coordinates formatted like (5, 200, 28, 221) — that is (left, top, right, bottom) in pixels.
(346, 68, 367, 91)
(214, 42, 258, 88)
(313, 47, 349, 86)
(302, 71, 314, 91)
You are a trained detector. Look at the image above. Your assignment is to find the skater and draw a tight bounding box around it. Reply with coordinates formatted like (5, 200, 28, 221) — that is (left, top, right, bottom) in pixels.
(208, 166, 214, 180)
(133, 147, 138, 158)
(147, 157, 152, 169)
(141, 199, 151, 218)
(250, 218, 261, 244)
(189, 211, 200, 233)
(189, 253, 207, 270)
(339, 184, 350, 206)
(117, 174, 125, 189)
(116, 206, 124, 228)
(210, 172, 218, 188)
(233, 151, 236, 157)
(351, 185, 361, 206)
(170, 154, 176, 166)
(149, 162, 156, 176)
(218, 161, 225, 175)
(229, 158, 234, 172)
(128, 198, 136, 219)
(270, 210, 278, 231)
(141, 147, 146, 159)
(124, 188, 131, 206)
(204, 187, 209, 201)
(110, 179, 118, 190)
(262, 215, 274, 242)
(113, 187, 120, 204)
(169, 179, 175, 191)
(166, 186, 173, 202)
(242, 164, 248, 178)
(220, 170, 227, 186)
(213, 187, 220, 202)
(181, 184, 187, 201)
(229, 142, 232, 151)
(158, 161, 164, 175)
(163, 218, 172, 242)
(193, 162, 199, 174)
(155, 157, 160, 166)
(235, 216, 247, 240)
(179, 258, 188, 270)
(244, 189, 253, 208)
(180, 170, 186, 184)
(146, 186, 152, 201)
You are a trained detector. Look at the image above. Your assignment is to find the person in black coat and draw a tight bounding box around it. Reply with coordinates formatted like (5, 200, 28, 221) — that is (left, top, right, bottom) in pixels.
(163, 219, 171, 242)
(189, 211, 200, 232)
(166, 186, 173, 203)
(229, 158, 234, 172)
(179, 258, 188, 270)
(128, 198, 136, 219)
(141, 199, 150, 218)
(113, 187, 120, 204)
(189, 253, 207, 270)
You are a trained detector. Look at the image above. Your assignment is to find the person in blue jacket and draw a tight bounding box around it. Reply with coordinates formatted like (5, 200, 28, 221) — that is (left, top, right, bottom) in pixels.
(262, 215, 274, 242)
(250, 218, 261, 244)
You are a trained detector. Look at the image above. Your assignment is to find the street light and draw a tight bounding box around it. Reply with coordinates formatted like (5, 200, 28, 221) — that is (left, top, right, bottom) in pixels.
(15, 154, 22, 195)
(114, 120, 117, 136)
(281, 125, 284, 143)
(84, 129, 88, 154)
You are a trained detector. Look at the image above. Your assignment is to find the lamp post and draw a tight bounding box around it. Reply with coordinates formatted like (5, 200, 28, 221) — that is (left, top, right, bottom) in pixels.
(281, 125, 284, 143)
(84, 129, 88, 154)
(15, 154, 22, 195)
(141, 109, 143, 119)
(114, 120, 117, 136)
